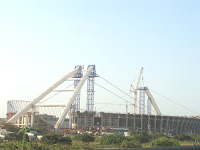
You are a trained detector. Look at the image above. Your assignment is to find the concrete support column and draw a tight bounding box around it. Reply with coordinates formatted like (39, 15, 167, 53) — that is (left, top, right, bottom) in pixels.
(118, 114, 119, 128)
(160, 116, 163, 133)
(184, 118, 189, 133)
(193, 120, 199, 134)
(172, 117, 175, 134)
(166, 116, 169, 134)
(191, 119, 197, 133)
(126, 115, 128, 128)
(154, 116, 157, 132)
(188, 119, 194, 132)
(92, 113, 95, 127)
(84, 113, 87, 129)
(180, 118, 185, 134)
(141, 115, 143, 131)
(133, 115, 135, 131)
(176, 117, 180, 134)
(109, 114, 112, 126)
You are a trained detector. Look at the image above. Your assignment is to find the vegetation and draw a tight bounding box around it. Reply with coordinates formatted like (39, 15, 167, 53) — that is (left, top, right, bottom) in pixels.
(41, 133, 72, 145)
(121, 140, 141, 148)
(149, 137, 180, 147)
(173, 134, 193, 141)
(1, 124, 200, 150)
(73, 134, 95, 143)
(99, 133, 126, 145)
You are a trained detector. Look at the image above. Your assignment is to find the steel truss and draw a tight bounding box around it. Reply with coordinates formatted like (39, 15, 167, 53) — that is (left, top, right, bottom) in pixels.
(86, 65, 96, 112)
(139, 88, 145, 114)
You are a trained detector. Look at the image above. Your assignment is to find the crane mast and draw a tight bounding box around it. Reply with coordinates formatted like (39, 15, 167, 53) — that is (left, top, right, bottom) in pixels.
(130, 67, 143, 114)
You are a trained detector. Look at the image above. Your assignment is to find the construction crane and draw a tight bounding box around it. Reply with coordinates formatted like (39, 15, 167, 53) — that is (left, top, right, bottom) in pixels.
(130, 67, 143, 114)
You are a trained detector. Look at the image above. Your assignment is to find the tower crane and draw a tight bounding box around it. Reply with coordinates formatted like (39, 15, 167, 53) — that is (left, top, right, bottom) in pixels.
(130, 67, 143, 114)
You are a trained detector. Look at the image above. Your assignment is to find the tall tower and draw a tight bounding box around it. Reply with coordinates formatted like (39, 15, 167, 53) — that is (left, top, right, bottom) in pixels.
(72, 66, 83, 114)
(147, 98, 151, 115)
(86, 65, 96, 112)
(139, 87, 145, 114)
(70, 66, 83, 129)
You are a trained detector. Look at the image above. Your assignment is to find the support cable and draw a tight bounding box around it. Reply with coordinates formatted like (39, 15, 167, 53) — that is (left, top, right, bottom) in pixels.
(149, 89, 200, 116)
(95, 82, 160, 114)
(95, 82, 133, 105)
(97, 75, 134, 99)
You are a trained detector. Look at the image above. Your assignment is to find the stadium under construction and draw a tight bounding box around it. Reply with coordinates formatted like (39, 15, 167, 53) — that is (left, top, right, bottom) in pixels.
(5, 65, 200, 135)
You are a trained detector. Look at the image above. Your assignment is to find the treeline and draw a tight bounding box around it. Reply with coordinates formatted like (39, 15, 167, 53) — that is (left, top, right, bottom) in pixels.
(1, 123, 200, 150)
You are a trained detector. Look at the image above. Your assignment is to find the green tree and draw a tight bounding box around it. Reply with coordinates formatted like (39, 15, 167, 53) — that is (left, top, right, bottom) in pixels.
(41, 133, 72, 145)
(99, 133, 126, 145)
(73, 134, 95, 143)
(173, 134, 193, 141)
(121, 140, 141, 148)
(150, 133, 167, 140)
(128, 132, 151, 143)
(150, 137, 180, 147)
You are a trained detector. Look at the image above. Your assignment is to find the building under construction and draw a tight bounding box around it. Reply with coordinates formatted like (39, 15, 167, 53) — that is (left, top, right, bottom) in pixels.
(5, 65, 200, 134)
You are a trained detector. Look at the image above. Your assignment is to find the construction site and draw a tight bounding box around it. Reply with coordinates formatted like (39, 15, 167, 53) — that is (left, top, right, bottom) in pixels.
(5, 65, 200, 135)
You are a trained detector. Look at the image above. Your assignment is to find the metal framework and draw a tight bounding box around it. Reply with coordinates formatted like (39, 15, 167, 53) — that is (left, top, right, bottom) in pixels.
(137, 87, 161, 115)
(144, 87, 162, 115)
(7, 66, 83, 124)
(86, 65, 96, 112)
(139, 88, 145, 114)
(54, 65, 95, 131)
(147, 98, 151, 115)
(72, 66, 83, 114)
(130, 67, 143, 114)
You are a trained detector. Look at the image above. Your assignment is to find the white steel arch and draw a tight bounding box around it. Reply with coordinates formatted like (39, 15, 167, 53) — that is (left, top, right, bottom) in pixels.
(7, 66, 84, 124)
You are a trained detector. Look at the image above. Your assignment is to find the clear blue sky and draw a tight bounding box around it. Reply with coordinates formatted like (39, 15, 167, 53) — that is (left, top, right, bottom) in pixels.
(0, 0, 200, 117)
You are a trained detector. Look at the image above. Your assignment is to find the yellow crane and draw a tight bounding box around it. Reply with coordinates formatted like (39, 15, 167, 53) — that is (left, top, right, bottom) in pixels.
(130, 67, 143, 114)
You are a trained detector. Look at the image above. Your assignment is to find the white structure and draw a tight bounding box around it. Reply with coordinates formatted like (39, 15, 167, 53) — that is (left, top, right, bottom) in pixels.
(7, 65, 96, 132)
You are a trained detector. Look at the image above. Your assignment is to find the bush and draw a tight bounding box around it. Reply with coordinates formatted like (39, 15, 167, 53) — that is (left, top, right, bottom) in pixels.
(150, 137, 180, 147)
(73, 134, 95, 143)
(121, 140, 141, 148)
(71, 141, 96, 150)
(41, 133, 72, 145)
(128, 133, 151, 143)
(99, 133, 126, 145)
(173, 134, 193, 141)
(150, 133, 167, 140)
(195, 134, 200, 141)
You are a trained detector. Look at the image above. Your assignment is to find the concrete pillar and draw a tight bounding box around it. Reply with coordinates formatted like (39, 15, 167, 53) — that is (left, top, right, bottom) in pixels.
(160, 116, 163, 133)
(176, 117, 180, 134)
(141, 115, 143, 131)
(154, 116, 157, 132)
(184, 118, 189, 133)
(166, 116, 169, 134)
(118, 114, 119, 128)
(109, 114, 112, 126)
(191, 119, 197, 133)
(172, 117, 175, 134)
(180, 118, 185, 134)
(126, 114, 128, 128)
(193, 120, 199, 134)
(188, 119, 194, 132)
(84, 113, 87, 129)
(133, 115, 135, 131)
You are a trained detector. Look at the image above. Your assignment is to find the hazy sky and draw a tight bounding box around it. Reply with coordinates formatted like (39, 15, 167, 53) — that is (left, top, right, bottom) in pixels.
(0, 0, 200, 118)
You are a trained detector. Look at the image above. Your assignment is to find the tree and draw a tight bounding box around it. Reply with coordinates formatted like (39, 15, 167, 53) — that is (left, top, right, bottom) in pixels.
(150, 133, 167, 140)
(41, 133, 72, 145)
(99, 133, 126, 145)
(73, 134, 95, 143)
(121, 140, 141, 148)
(150, 137, 180, 147)
(127, 131, 151, 143)
(173, 134, 193, 141)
